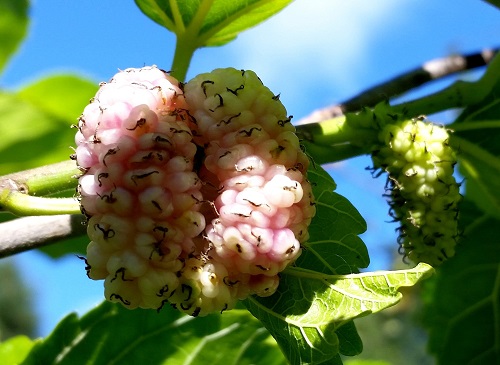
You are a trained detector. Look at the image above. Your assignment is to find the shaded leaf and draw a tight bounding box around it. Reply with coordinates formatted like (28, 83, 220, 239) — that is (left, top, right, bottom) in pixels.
(452, 58, 500, 217)
(301, 190, 369, 275)
(483, 0, 500, 10)
(0, 335, 35, 365)
(245, 263, 433, 365)
(458, 142, 500, 220)
(21, 301, 286, 365)
(0, 261, 37, 338)
(424, 199, 500, 364)
(38, 234, 88, 258)
(336, 321, 363, 357)
(299, 164, 368, 275)
(0, 0, 29, 73)
(308, 162, 337, 193)
(135, 0, 292, 47)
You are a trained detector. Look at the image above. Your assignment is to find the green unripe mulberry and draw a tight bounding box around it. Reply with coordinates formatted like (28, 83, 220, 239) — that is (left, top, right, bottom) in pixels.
(371, 117, 461, 266)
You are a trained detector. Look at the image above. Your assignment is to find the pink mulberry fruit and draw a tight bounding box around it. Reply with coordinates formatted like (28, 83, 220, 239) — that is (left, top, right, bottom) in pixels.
(75, 66, 204, 309)
(183, 67, 315, 295)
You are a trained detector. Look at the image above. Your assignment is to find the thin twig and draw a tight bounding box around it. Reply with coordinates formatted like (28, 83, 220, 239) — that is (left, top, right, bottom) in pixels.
(0, 214, 87, 258)
(297, 48, 498, 125)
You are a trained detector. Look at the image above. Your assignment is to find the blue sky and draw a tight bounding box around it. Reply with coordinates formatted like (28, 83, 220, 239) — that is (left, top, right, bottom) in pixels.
(2, 0, 499, 337)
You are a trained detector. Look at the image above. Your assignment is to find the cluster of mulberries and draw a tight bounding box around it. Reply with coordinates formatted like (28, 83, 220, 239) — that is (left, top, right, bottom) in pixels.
(74, 66, 315, 316)
(371, 117, 461, 266)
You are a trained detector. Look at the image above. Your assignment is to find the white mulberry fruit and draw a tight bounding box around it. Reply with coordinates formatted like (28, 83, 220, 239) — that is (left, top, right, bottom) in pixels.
(371, 116, 461, 266)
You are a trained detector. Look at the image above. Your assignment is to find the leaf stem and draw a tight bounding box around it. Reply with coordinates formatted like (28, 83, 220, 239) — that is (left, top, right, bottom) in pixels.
(301, 141, 367, 164)
(0, 191, 80, 216)
(170, 0, 214, 81)
(190, 0, 215, 32)
(0, 161, 81, 216)
(0, 160, 80, 196)
(169, 0, 185, 32)
(295, 113, 376, 163)
(170, 37, 197, 81)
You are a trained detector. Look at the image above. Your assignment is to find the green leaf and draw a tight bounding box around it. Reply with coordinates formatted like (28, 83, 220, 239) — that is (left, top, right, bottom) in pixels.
(299, 164, 368, 276)
(301, 189, 369, 275)
(457, 140, 500, 220)
(38, 235, 88, 259)
(450, 72, 500, 219)
(196, 0, 293, 47)
(0, 75, 96, 257)
(135, 0, 292, 46)
(0, 75, 96, 175)
(17, 75, 98, 122)
(0, 0, 29, 74)
(135, 0, 292, 79)
(308, 162, 337, 193)
(483, 0, 500, 10)
(0, 335, 36, 365)
(245, 263, 433, 365)
(343, 361, 392, 365)
(336, 321, 363, 357)
(242, 165, 431, 364)
(424, 199, 500, 364)
(0, 92, 70, 175)
(21, 301, 286, 365)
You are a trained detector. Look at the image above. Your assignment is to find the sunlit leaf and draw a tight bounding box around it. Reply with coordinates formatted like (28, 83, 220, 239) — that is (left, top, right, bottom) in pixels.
(0, 0, 29, 74)
(195, 0, 293, 47)
(21, 301, 286, 365)
(424, 199, 500, 364)
(135, 0, 292, 47)
(242, 165, 431, 364)
(245, 263, 433, 365)
(0, 335, 35, 365)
